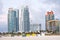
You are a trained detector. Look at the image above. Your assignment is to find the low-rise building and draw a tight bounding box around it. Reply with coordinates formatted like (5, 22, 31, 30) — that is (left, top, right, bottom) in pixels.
(47, 20, 60, 34)
(30, 24, 41, 32)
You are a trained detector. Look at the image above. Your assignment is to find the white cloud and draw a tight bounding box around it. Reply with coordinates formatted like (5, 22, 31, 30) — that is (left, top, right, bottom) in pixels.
(0, 14, 7, 24)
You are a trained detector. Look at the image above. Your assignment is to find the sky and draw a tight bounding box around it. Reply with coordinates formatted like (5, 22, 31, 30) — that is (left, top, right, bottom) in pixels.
(0, 0, 60, 32)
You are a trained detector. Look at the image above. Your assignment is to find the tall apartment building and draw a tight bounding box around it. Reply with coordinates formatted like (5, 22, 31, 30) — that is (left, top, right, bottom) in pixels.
(45, 11, 55, 32)
(20, 6, 30, 33)
(8, 8, 19, 33)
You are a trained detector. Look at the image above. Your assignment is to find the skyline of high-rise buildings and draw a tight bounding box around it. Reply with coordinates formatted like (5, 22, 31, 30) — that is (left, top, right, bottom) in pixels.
(8, 6, 41, 33)
(7, 7, 60, 33)
(8, 8, 19, 32)
(0, 4, 59, 33)
(0, 0, 60, 33)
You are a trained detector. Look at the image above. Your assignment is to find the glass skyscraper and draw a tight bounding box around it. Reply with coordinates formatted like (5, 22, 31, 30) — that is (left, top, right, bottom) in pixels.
(8, 8, 19, 33)
(20, 6, 30, 33)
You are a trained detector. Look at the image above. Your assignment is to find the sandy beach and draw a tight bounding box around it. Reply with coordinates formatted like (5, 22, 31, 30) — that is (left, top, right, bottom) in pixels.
(0, 36, 60, 40)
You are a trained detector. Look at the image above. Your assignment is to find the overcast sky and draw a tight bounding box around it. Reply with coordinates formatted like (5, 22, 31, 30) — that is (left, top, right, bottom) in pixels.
(0, 0, 60, 32)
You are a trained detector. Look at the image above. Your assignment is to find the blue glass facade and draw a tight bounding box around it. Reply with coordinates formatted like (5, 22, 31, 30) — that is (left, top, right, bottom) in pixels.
(8, 9, 19, 32)
(48, 14, 54, 20)
(20, 6, 30, 32)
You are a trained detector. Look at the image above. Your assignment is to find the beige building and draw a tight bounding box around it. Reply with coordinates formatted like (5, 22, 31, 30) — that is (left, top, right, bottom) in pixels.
(47, 20, 60, 33)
